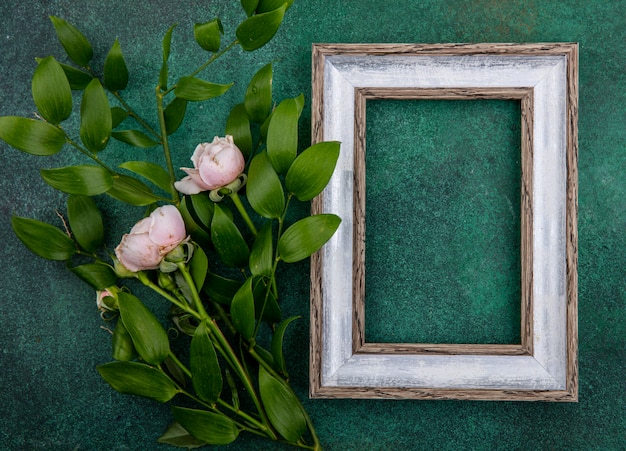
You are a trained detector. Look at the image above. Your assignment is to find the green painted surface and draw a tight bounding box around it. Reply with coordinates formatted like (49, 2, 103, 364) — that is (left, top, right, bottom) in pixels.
(0, 0, 624, 450)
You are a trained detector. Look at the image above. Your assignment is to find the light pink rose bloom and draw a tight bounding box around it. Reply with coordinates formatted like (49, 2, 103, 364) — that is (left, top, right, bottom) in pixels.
(174, 135, 245, 195)
(114, 205, 188, 272)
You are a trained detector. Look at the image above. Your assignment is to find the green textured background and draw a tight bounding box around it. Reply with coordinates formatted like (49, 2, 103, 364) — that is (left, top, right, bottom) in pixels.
(0, 0, 624, 450)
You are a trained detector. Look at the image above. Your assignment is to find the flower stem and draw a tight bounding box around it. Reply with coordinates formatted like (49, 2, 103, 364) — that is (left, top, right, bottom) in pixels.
(155, 87, 180, 203)
(112, 91, 161, 141)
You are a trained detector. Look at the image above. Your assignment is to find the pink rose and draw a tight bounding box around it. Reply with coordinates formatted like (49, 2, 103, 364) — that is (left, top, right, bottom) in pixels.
(174, 135, 245, 195)
(114, 205, 188, 272)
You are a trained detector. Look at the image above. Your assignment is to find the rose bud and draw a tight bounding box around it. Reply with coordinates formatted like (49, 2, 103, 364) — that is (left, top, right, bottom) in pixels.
(114, 205, 188, 272)
(96, 289, 116, 312)
(174, 135, 245, 195)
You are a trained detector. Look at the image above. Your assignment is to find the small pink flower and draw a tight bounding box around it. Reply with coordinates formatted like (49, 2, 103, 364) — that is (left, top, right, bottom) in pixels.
(96, 289, 115, 312)
(174, 135, 245, 195)
(114, 205, 188, 272)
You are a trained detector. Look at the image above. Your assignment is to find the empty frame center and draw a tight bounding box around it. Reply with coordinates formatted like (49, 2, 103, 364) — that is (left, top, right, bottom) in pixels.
(364, 98, 522, 345)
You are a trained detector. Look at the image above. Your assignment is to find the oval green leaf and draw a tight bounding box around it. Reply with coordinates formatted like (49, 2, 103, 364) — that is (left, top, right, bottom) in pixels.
(246, 151, 285, 219)
(256, 0, 294, 13)
(211, 204, 249, 268)
(0, 116, 66, 156)
(67, 194, 104, 252)
(40, 165, 113, 195)
(11, 215, 75, 261)
(189, 244, 208, 291)
(117, 292, 170, 365)
(157, 422, 206, 449)
(249, 221, 273, 277)
(97, 361, 177, 403)
(190, 321, 222, 403)
(202, 271, 242, 306)
(112, 130, 160, 148)
(104, 39, 129, 91)
(278, 214, 341, 263)
(80, 79, 112, 153)
(236, 4, 287, 51)
(111, 107, 129, 128)
(225, 103, 252, 158)
(252, 278, 281, 323)
(32, 56, 72, 125)
(244, 62, 272, 123)
(70, 262, 116, 290)
(172, 406, 239, 445)
(119, 161, 172, 194)
(107, 174, 159, 206)
(164, 97, 188, 135)
(285, 141, 340, 201)
(241, 0, 259, 16)
(230, 277, 256, 340)
(175, 77, 233, 102)
(266, 97, 300, 174)
(178, 197, 211, 246)
(111, 319, 138, 362)
(271, 316, 299, 375)
(59, 62, 93, 90)
(194, 19, 223, 52)
(159, 24, 177, 90)
(50, 16, 93, 67)
(258, 365, 307, 442)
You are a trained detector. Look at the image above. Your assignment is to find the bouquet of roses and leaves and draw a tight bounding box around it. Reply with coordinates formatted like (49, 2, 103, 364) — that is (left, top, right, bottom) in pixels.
(0, 2, 340, 449)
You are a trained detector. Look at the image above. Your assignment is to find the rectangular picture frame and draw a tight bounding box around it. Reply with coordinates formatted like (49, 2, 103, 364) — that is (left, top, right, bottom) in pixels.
(310, 43, 578, 401)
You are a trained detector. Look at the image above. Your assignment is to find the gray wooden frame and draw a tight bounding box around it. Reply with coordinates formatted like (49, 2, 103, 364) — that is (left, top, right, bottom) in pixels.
(310, 43, 578, 401)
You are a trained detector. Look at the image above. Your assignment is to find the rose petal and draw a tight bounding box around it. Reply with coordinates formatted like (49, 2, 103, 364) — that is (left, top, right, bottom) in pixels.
(115, 232, 161, 272)
(174, 168, 213, 194)
(148, 205, 187, 251)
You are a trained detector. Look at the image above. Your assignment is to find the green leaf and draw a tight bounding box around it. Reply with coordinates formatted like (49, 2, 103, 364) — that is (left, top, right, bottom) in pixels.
(285, 141, 340, 201)
(59, 62, 92, 90)
(252, 278, 281, 323)
(110, 107, 129, 128)
(70, 263, 116, 290)
(178, 197, 211, 245)
(32, 56, 72, 124)
(190, 194, 215, 229)
(118, 292, 170, 365)
(271, 316, 299, 375)
(80, 79, 112, 153)
(97, 361, 178, 403)
(50, 16, 93, 67)
(202, 272, 242, 305)
(257, 0, 295, 13)
(240, 0, 259, 16)
(194, 19, 223, 52)
(175, 77, 233, 102)
(11, 216, 75, 261)
(189, 245, 208, 291)
(266, 96, 300, 173)
(230, 277, 255, 340)
(236, 4, 287, 51)
(258, 365, 307, 442)
(244, 63, 273, 123)
(111, 319, 138, 362)
(157, 422, 206, 449)
(107, 174, 159, 206)
(67, 194, 104, 252)
(104, 39, 129, 91)
(119, 161, 172, 194)
(159, 24, 177, 90)
(211, 204, 249, 268)
(171, 407, 239, 445)
(278, 214, 341, 263)
(246, 151, 285, 218)
(112, 130, 159, 148)
(40, 165, 113, 195)
(164, 97, 188, 135)
(0, 116, 65, 156)
(225, 103, 252, 158)
(190, 321, 222, 403)
(250, 221, 273, 277)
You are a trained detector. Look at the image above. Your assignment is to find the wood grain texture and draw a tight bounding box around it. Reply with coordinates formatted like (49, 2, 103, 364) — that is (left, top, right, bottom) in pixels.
(310, 42, 578, 401)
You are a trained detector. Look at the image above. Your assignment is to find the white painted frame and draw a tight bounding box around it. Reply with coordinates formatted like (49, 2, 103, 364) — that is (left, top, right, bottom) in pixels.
(310, 44, 578, 401)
